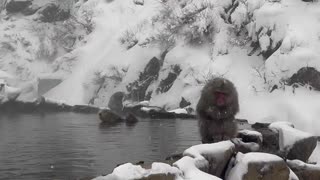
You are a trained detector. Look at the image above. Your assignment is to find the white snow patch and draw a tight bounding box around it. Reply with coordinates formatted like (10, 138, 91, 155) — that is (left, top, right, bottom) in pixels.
(226, 152, 285, 180)
(169, 108, 188, 114)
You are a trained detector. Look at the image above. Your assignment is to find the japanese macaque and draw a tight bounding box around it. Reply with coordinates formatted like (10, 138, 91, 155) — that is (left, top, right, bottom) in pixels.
(196, 77, 239, 143)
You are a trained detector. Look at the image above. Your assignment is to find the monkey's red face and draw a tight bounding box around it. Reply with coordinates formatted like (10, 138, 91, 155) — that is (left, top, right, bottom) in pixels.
(215, 91, 227, 107)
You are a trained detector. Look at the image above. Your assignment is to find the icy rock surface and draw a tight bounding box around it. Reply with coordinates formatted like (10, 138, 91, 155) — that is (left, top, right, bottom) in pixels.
(225, 152, 290, 180)
(270, 121, 317, 162)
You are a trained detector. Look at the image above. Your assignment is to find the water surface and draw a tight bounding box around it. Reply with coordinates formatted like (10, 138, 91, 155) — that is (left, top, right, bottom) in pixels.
(0, 113, 200, 179)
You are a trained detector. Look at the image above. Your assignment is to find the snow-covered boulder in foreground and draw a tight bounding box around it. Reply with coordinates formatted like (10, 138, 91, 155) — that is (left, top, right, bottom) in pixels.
(225, 152, 290, 180)
(180, 141, 235, 177)
(93, 162, 180, 180)
(269, 121, 317, 162)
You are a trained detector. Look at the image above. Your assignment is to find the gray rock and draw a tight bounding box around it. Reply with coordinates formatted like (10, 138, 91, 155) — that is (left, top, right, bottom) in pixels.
(270, 122, 317, 162)
(252, 124, 280, 155)
(37, 3, 70, 22)
(226, 152, 290, 180)
(98, 109, 123, 124)
(287, 67, 320, 91)
(287, 159, 320, 180)
(5, 0, 32, 13)
(125, 113, 138, 126)
(126, 57, 161, 101)
(179, 97, 191, 108)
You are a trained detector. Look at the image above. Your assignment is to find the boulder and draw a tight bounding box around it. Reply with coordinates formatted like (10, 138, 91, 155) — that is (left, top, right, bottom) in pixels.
(252, 123, 280, 155)
(174, 156, 222, 180)
(5, 0, 32, 13)
(226, 152, 290, 180)
(287, 159, 320, 180)
(179, 97, 191, 108)
(108, 92, 125, 114)
(157, 65, 181, 93)
(287, 67, 320, 91)
(37, 3, 70, 22)
(98, 109, 123, 124)
(126, 57, 161, 101)
(182, 141, 235, 178)
(125, 113, 138, 126)
(231, 138, 260, 154)
(21, 3, 40, 15)
(269, 122, 317, 162)
(237, 129, 263, 145)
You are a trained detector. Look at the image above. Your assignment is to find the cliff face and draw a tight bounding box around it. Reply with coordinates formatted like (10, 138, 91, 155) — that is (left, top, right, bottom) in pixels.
(2, 0, 320, 134)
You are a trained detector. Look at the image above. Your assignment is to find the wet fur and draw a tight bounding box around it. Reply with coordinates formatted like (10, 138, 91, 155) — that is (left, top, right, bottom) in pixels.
(196, 78, 239, 143)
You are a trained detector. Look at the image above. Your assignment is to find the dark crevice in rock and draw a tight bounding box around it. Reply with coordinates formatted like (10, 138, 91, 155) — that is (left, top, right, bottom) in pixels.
(157, 65, 182, 93)
(287, 67, 320, 91)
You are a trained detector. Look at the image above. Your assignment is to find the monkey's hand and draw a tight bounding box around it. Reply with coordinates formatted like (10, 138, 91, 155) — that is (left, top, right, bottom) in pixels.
(206, 106, 230, 120)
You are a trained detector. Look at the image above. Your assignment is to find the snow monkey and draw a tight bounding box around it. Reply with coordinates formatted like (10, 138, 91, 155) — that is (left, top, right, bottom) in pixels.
(196, 77, 239, 143)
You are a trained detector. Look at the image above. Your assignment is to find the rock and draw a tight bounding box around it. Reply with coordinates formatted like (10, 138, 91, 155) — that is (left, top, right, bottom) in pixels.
(137, 173, 176, 180)
(126, 57, 161, 101)
(72, 105, 100, 113)
(231, 138, 260, 154)
(226, 152, 290, 180)
(252, 124, 280, 155)
(179, 97, 191, 108)
(182, 141, 235, 178)
(157, 65, 181, 93)
(287, 67, 320, 91)
(174, 156, 222, 180)
(37, 3, 70, 22)
(165, 153, 183, 162)
(270, 122, 317, 162)
(125, 113, 138, 125)
(108, 91, 125, 114)
(21, 4, 40, 15)
(5, 0, 32, 13)
(237, 129, 263, 145)
(287, 159, 320, 180)
(98, 109, 123, 124)
(133, 0, 144, 6)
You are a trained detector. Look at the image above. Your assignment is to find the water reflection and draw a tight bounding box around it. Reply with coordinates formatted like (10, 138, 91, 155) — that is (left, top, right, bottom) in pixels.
(0, 113, 200, 179)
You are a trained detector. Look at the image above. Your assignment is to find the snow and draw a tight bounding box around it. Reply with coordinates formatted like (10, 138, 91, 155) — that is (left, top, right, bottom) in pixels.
(226, 152, 286, 180)
(169, 108, 188, 114)
(238, 129, 263, 143)
(269, 121, 314, 150)
(93, 162, 181, 180)
(174, 156, 222, 180)
(309, 142, 320, 164)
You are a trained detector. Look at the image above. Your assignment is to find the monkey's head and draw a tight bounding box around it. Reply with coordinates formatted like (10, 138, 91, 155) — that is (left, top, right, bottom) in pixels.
(197, 77, 239, 119)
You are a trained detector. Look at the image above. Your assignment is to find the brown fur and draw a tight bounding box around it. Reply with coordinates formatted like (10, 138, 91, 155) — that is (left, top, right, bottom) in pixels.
(196, 77, 239, 143)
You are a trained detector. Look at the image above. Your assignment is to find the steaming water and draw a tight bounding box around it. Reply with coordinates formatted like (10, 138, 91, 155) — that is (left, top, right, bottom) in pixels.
(0, 113, 200, 179)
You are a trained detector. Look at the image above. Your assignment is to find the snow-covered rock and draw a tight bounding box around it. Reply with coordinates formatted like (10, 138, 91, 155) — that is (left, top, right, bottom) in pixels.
(0, 80, 21, 102)
(270, 121, 317, 162)
(225, 152, 290, 180)
(287, 159, 320, 180)
(181, 141, 235, 177)
(93, 162, 181, 180)
(174, 156, 222, 180)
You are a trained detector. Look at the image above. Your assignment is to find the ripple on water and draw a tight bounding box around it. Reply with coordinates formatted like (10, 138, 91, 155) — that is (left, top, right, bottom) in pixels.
(0, 113, 200, 179)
